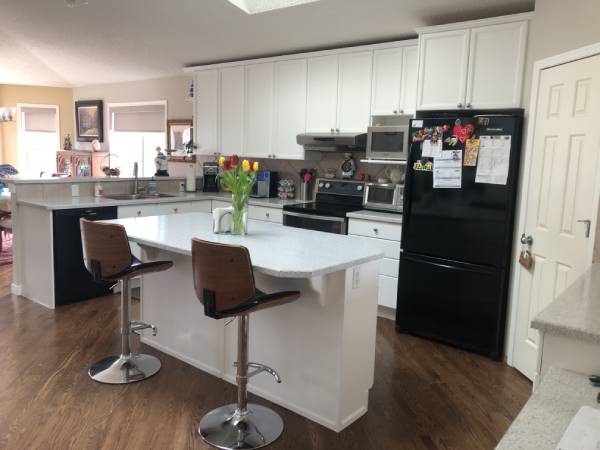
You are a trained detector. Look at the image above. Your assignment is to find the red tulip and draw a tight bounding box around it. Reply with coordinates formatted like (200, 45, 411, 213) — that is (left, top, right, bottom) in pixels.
(224, 159, 232, 170)
(230, 155, 240, 166)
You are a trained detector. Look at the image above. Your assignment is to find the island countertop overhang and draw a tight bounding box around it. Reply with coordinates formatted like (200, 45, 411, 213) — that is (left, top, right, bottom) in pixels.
(105, 212, 384, 279)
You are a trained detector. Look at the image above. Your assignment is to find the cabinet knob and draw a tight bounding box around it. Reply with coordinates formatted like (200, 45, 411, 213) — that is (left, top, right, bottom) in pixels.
(457, 103, 463, 108)
(393, 110, 398, 114)
(373, 228, 379, 235)
(399, 109, 404, 114)
(330, 128, 335, 133)
(466, 103, 472, 108)
(137, 211, 142, 216)
(174, 207, 178, 213)
(335, 128, 340, 133)
(266, 212, 270, 218)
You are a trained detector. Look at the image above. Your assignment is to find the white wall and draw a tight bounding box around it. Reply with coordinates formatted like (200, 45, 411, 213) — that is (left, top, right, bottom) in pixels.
(72, 75, 192, 151)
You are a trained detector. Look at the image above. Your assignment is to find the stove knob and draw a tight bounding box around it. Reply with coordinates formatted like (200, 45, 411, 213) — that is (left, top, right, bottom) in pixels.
(357, 185, 363, 191)
(325, 183, 331, 189)
(318, 182, 324, 188)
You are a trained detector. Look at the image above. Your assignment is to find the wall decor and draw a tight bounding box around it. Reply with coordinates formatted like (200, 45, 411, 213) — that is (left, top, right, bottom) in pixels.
(167, 119, 193, 152)
(75, 100, 104, 142)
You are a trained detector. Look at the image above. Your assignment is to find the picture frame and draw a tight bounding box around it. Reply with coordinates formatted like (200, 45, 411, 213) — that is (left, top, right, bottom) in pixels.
(75, 100, 104, 142)
(167, 119, 193, 152)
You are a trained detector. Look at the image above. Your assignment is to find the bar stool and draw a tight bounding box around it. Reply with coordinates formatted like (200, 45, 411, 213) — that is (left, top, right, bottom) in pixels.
(80, 218, 173, 384)
(192, 238, 300, 450)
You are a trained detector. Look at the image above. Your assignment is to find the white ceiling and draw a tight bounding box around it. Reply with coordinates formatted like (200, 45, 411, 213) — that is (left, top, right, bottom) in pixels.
(0, 0, 534, 88)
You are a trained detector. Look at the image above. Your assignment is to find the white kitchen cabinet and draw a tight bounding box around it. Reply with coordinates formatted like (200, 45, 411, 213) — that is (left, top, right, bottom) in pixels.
(371, 48, 404, 116)
(306, 55, 339, 133)
(247, 205, 283, 224)
(417, 29, 470, 110)
(244, 62, 274, 159)
(336, 51, 372, 132)
(194, 70, 219, 155)
(190, 200, 212, 213)
(220, 66, 245, 155)
(156, 202, 194, 215)
(117, 204, 158, 219)
(465, 21, 528, 109)
(400, 46, 418, 114)
(378, 275, 398, 309)
(273, 59, 307, 160)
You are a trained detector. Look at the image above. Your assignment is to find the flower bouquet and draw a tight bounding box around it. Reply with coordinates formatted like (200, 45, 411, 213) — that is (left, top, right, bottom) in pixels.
(218, 155, 259, 235)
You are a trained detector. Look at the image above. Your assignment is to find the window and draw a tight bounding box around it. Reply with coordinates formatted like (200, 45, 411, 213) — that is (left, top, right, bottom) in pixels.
(17, 104, 59, 178)
(108, 102, 167, 177)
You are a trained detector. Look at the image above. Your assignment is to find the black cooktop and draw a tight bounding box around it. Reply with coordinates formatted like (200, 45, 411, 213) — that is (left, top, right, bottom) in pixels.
(283, 201, 363, 218)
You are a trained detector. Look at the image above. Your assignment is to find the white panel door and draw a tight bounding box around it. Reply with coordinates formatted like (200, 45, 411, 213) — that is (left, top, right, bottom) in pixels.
(306, 55, 339, 133)
(244, 62, 274, 158)
(273, 59, 307, 160)
(400, 45, 418, 114)
(336, 51, 373, 132)
(220, 66, 245, 155)
(194, 70, 219, 155)
(513, 55, 600, 381)
(417, 30, 470, 110)
(465, 21, 528, 109)
(371, 47, 403, 116)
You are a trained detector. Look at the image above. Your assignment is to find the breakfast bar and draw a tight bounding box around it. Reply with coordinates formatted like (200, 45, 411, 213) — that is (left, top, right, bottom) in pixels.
(108, 212, 383, 432)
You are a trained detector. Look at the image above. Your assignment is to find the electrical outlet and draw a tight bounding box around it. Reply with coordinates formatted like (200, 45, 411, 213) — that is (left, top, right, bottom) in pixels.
(352, 267, 360, 289)
(71, 184, 80, 197)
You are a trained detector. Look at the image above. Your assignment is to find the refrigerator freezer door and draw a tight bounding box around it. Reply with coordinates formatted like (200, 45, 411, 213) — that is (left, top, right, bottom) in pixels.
(396, 252, 507, 359)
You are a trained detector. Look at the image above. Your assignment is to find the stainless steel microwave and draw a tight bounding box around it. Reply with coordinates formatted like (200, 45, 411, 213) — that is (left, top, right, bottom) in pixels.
(363, 182, 403, 213)
(366, 125, 410, 161)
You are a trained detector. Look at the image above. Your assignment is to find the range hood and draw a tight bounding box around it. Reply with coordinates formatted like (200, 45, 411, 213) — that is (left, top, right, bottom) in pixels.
(297, 132, 367, 152)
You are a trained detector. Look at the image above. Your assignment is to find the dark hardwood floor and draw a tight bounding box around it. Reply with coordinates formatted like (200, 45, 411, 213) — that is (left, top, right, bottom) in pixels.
(0, 264, 531, 449)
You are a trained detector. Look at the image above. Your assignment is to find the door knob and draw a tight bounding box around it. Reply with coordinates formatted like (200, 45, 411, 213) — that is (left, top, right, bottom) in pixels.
(577, 219, 592, 238)
(520, 233, 533, 245)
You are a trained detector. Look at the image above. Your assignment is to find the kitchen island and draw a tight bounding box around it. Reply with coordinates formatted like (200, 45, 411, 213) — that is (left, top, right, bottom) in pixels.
(108, 212, 383, 432)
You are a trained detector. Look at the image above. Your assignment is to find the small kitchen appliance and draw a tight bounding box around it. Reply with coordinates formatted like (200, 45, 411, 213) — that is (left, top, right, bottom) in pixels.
(250, 170, 279, 198)
(366, 114, 412, 161)
(203, 162, 219, 192)
(363, 182, 403, 213)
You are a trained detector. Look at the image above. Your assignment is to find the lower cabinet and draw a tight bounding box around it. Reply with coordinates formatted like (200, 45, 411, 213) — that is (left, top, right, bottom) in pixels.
(247, 205, 283, 224)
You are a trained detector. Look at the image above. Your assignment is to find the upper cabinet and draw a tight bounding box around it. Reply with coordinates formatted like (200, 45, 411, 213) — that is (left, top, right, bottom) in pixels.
(244, 62, 274, 159)
(219, 66, 245, 155)
(306, 55, 339, 133)
(416, 14, 530, 110)
(194, 70, 219, 155)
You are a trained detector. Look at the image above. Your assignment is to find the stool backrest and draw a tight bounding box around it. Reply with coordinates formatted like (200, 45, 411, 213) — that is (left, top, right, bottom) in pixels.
(191, 238, 256, 317)
(80, 218, 133, 281)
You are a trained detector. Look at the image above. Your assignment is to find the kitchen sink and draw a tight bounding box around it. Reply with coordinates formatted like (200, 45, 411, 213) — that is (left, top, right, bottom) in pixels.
(103, 193, 176, 200)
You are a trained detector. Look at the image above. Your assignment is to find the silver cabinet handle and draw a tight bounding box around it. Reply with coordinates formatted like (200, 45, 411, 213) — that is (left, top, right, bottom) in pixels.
(466, 103, 472, 108)
(457, 103, 463, 108)
(330, 128, 335, 133)
(577, 219, 592, 238)
(335, 128, 340, 133)
(373, 228, 379, 235)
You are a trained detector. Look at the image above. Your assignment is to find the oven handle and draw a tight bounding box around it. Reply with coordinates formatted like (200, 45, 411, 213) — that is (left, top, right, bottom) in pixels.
(283, 211, 346, 222)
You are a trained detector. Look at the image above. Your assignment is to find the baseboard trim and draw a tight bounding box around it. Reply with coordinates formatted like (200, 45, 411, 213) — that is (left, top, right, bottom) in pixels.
(377, 305, 395, 321)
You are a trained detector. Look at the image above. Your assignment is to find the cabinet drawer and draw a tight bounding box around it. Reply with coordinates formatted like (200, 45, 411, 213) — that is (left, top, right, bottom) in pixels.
(156, 202, 193, 215)
(348, 219, 402, 241)
(378, 275, 398, 309)
(348, 234, 400, 259)
(189, 200, 211, 213)
(248, 205, 283, 224)
(118, 204, 157, 218)
(380, 258, 400, 277)
(211, 200, 232, 211)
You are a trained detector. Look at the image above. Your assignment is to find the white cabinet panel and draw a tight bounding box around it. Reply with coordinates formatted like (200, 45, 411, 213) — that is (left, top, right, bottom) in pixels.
(211, 200, 232, 211)
(194, 70, 219, 155)
(417, 29, 470, 110)
(156, 202, 193, 215)
(273, 59, 307, 160)
(244, 62, 274, 159)
(118, 204, 158, 218)
(337, 51, 372, 132)
(348, 219, 402, 241)
(400, 46, 418, 114)
(371, 48, 403, 116)
(220, 66, 245, 155)
(378, 275, 398, 309)
(380, 258, 400, 278)
(306, 55, 339, 133)
(465, 21, 528, 108)
(247, 205, 283, 224)
(348, 234, 400, 259)
(190, 200, 212, 213)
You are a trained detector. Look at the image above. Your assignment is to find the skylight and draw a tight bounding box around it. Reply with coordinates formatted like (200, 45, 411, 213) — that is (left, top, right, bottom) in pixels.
(227, 0, 320, 14)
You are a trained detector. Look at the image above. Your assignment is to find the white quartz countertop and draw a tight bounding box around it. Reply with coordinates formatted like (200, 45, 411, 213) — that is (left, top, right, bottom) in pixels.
(17, 192, 307, 210)
(6, 176, 186, 185)
(532, 263, 600, 344)
(346, 209, 403, 224)
(496, 367, 600, 450)
(106, 212, 383, 278)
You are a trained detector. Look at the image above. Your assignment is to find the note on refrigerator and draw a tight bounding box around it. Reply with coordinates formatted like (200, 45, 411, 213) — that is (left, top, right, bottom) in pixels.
(433, 150, 462, 188)
(475, 135, 511, 185)
(422, 139, 443, 158)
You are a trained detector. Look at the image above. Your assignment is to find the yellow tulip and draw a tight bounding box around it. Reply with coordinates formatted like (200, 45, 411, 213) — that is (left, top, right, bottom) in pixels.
(242, 159, 250, 172)
(218, 156, 225, 167)
(252, 161, 259, 172)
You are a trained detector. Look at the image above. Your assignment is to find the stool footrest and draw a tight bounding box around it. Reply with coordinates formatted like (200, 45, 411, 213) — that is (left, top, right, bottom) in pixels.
(130, 321, 157, 336)
(234, 361, 281, 383)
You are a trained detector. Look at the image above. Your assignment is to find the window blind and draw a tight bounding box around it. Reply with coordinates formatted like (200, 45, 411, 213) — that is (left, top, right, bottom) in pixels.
(110, 104, 165, 133)
(21, 107, 57, 133)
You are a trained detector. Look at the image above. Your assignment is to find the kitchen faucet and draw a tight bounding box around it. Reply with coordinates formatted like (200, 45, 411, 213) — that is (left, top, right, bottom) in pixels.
(133, 161, 139, 194)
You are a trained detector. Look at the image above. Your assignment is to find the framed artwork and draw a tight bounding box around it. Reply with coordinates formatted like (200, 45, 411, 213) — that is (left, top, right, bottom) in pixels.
(75, 100, 103, 142)
(167, 119, 193, 152)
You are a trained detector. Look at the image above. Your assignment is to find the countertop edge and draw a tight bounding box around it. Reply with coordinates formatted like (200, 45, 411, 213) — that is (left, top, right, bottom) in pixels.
(531, 318, 600, 345)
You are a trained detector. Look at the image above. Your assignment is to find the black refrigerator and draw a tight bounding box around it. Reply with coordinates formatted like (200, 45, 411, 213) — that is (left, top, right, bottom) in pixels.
(396, 109, 523, 360)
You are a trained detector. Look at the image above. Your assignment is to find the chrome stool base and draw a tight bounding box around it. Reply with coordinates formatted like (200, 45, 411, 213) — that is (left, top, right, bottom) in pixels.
(89, 354, 161, 384)
(199, 403, 283, 450)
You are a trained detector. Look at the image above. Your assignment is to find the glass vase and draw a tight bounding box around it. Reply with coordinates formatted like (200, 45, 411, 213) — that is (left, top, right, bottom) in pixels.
(231, 192, 248, 235)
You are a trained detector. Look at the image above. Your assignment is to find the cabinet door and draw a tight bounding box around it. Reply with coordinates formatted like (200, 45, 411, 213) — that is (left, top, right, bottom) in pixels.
(189, 200, 212, 213)
(371, 48, 403, 116)
(306, 55, 339, 133)
(156, 202, 193, 215)
(417, 30, 470, 110)
(194, 70, 219, 155)
(244, 62, 274, 158)
(220, 66, 245, 155)
(465, 21, 528, 109)
(400, 45, 418, 114)
(273, 59, 307, 160)
(117, 204, 158, 218)
(337, 51, 372, 132)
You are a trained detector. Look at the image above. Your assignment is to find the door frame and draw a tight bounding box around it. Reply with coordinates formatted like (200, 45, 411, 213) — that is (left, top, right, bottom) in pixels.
(16, 103, 60, 177)
(506, 41, 600, 368)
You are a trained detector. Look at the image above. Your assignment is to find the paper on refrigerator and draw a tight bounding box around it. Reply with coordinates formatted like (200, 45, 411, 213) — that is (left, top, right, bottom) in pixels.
(433, 150, 462, 188)
(422, 139, 443, 158)
(475, 135, 511, 185)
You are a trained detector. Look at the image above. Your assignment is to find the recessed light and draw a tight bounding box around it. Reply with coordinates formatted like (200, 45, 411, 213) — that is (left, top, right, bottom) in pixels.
(227, 0, 320, 15)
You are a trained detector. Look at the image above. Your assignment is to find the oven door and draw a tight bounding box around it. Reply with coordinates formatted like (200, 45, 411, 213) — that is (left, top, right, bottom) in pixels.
(366, 126, 409, 160)
(283, 211, 347, 234)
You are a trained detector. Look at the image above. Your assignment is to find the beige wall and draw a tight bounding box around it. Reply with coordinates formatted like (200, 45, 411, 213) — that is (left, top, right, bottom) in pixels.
(0, 84, 74, 168)
(72, 75, 192, 152)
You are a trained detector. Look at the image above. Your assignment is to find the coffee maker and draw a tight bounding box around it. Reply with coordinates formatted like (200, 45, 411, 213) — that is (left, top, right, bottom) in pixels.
(202, 162, 219, 192)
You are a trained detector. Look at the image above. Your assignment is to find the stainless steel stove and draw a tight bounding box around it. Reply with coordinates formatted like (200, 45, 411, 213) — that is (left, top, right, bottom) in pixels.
(283, 178, 365, 234)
